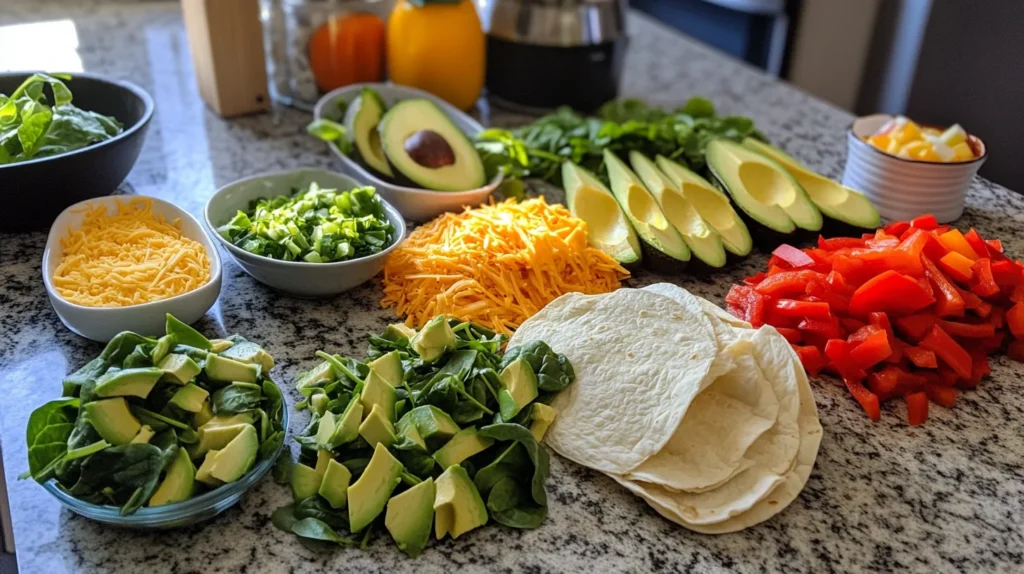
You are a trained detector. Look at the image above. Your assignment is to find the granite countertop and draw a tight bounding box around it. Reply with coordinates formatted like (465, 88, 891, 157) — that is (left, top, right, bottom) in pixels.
(3, 2, 1024, 573)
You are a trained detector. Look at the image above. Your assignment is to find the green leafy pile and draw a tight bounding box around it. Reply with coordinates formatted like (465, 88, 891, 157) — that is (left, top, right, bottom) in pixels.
(0, 73, 123, 165)
(475, 97, 762, 185)
(23, 315, 285, 516)
(273, 317, 574, 556)
(216, 181, 395, 263)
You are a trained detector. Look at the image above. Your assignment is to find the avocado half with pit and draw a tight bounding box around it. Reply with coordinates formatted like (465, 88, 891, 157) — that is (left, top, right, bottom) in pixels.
(344, 88, 393, 178)
(629, 152, 728, 268)
(655, 155, 753, 257)
(741, 138, 880, 230)
(603, 149, 691, 265)
(378, 99, 486, 192)
(705, 139, 823, 237)
(561, 161, 642, 266)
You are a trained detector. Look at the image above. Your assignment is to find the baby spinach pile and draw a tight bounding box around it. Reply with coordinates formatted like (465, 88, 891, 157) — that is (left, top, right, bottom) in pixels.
(23, 314, 285, 516)
(475, 97, 762, 185)
(0, 73, 123, 165)
(273, 316, 575, 556)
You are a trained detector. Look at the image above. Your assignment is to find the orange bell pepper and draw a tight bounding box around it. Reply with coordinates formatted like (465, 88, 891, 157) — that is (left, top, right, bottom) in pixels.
(905, 392, 929, 426)
(919, 325, 973, 380)
(938, 251, 975, 283)
(939, 229, 980, 260)
(922, 256, 965, 317)
(849, 270, 935, 317)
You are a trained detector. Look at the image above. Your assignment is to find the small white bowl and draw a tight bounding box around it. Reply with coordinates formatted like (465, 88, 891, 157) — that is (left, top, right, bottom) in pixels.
(43, 196, 222, 342)
(312, 82, 501, 222)
(205, 168, 406, 298)
(842, 114, 987, 222)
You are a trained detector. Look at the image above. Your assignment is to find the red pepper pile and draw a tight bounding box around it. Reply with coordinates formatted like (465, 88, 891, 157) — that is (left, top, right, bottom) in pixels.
(727, 214, 1024, 426)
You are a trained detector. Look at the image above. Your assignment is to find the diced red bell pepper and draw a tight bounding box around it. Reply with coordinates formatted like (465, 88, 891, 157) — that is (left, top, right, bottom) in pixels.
(937, 319, 996, 339)
(849, 270, 935, 317)
(987, 238, 1004, 253)
(799, 317, 843, 340)
(848, 324, 882, 344)
(1007, 339, 1024, 362)
(919, 325, 973, 380)
(867, 368, 900, 400)
(895, 229, 939, 274)
(726, 285, 768, 327)
(844, 377, 881, 421)
(825, 339, 867, 382)
(883, 221, 911, 236)
(818, 235, 866, 251)
(869, 312, 904, 363)
(1011, 284, 1024, 304)
(755, 270, 828, 298)
(849, 330, 893, 370)
(743, 272, 767, 286)
(925, 385, 958, 408)
(771, 244, 815, 269)
(772, 299, 832, 320)
(963, 229, 990, 259)
(826, 270, 853, 295)
(832, 256, 875, 286)
(776, 327, 803, 344)
(966, 354, 990, 388)
(805, 279, 850, 314)
(893, 312, 936, 341)
(938, 251, 975, 283)
(840, 317, 867, 334)
(1005, 302, 1024, 339)
(956, 287, 992, 318)
(793, 345, 827, 376)
(905, 392, 929, 426)
(905, 346, 938, 368)
(939, 229, 980, 260)
(911, 214, 939, 230)
(969, 258, 1000, 297)
(922, 255, 966, 318)
(990, 259, 1021, 287)
(767, 264, 787, 276)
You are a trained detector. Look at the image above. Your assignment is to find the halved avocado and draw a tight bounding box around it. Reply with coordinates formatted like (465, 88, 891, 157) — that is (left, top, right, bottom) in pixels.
(561, 161, 642, 266)
(741, 138, 880, 230)
(705, 139, 823, 234)
(344, 88, 393, 178)
(603, 150, 690, 264)
(630, 152, 727, 268)
(655, 155, 753, 256)
(378, 99, 485, 191)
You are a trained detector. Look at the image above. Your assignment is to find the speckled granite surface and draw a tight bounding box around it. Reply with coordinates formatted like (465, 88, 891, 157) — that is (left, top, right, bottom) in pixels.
(3, 2, 1024, 573)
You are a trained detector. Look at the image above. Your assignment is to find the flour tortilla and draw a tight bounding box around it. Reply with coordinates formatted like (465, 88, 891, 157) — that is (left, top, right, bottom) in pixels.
(508, 289, 720, 474)
(644, 283, 751, 348)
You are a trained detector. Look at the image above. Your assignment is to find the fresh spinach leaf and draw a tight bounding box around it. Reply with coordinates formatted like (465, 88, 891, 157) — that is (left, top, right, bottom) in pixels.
(273, 451, 294, 484)
(212, 383, 262, 415)
(501, 341, 575, 393)
(478, 423, 549, 506)
(24, 398, 79, 480)
(487, 477, 547, 529)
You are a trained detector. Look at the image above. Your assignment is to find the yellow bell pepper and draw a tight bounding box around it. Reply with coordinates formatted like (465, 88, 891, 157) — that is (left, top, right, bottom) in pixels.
(387, 0, 486, 111)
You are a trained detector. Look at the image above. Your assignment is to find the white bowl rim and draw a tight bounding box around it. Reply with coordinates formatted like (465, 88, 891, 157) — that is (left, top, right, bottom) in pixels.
(204, 167, 407, 269)
(42, 195, 223, 312)
(848, 114, 988, 168)
(312, 82, 503, 197)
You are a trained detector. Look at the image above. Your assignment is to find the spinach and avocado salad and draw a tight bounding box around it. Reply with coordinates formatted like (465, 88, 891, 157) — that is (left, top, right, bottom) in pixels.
(273, 315, 574, 557)
(216, 180, 395, 263)
(22, 314, 285, 515)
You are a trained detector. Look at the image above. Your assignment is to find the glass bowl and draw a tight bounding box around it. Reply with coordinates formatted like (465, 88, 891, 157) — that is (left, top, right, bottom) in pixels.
(40, 401, 288, 529)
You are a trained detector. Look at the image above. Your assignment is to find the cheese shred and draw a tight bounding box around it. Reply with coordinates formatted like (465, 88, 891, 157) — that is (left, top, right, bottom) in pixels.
(53, 198, 212, 307)
(381, 197, 630, 335)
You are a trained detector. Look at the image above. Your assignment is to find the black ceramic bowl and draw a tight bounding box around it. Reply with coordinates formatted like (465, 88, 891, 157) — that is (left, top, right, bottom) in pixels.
(0, 72, 154, 232)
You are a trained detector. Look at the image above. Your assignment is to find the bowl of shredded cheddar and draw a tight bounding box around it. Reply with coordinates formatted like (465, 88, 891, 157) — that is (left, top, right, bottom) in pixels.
(42, 196, 222, 341)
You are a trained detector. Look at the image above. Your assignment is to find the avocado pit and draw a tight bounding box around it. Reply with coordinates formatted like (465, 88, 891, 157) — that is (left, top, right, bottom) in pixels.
(404, 130, 456, 169)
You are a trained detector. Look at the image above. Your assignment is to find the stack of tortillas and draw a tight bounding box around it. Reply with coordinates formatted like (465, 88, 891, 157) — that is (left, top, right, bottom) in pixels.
(507, 283, 823, 533)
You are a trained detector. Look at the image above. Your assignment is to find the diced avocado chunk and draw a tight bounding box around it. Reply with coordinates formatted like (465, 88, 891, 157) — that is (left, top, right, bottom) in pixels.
(209, 339, 235, 353)
(149, 447, 195, 506)
(151, 334, 175, 365)
(205, 424, 259, 483)
(131, 425, 155, 444)
(191, 423, 250, 459)
(158, 353, 202, 385)
(408, 406, 460, 451)
(432, 427, 493, 470)
(498, 358, 538, 421)
(358, 404, 397, 448)
(360, 371, 397, 422)
(219, 340, 275, 372)
(433, 464, 487, 540)
(410, 315, 456, 363)
(348, 443, 404, 532)
(170, 383, 209, 413)
(561, 160, 642, 265)
(318, 458, 352, 509)
(386, 477, 435, 558)
(368, 351, 403, 388)
(295, 360, 335, 390)
(195, 450, 222, 487)
(529, 403, 558, 442)
(383, 323, 416, 343)
(94, 367, 163, 399)
(291, 462, 322, 501)
(204, 353, 259, 383)
(396, 412, 428, 453)
(315, 411, 337, 449)
(194, 400, 215, 427)
(165, 314, 212, 350)
(330, 397, 363, 446)
(315, 449, 333, 477)
(199, 412, 257, 430)
(84, 398, 141, 445)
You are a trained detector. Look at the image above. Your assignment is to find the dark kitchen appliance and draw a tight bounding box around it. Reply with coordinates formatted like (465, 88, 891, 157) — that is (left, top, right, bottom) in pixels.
(479, 0, 628, 113)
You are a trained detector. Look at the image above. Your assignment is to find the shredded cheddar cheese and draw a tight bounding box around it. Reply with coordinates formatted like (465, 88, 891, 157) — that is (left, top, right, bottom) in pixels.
(53, 198, 212, 307)
(381, 197, 629, 335)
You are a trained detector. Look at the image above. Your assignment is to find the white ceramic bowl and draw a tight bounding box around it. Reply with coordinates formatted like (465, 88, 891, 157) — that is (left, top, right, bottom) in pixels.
(43, 196, 222, 342)
(205, 168, 406, 298)
(312, 82, 501, 222)
(842, 114, 987, 222)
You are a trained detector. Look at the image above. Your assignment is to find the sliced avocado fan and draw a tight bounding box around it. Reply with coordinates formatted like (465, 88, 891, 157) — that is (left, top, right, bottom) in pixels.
(742, 138, 880, 230)
(561, 161, 642, 265)
(655, 155, 753, 257)
(344, 88, 393, 178)
(629, 152, 728, 268)
(705, 139, 822, 234)
(603, 149, 691, 263)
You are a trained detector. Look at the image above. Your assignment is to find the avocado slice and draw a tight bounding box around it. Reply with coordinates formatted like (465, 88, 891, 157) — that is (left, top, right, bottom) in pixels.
(386, 477, 435, 558)
(94, 367, 162, 399)
(561, 161, 642, 265)
(218, 341, 275, 373)
(295, 360, 334, 390)
(383, 323, 416, 343)
(195, 451, 222, 487)
(194, 400, 215, 427)
(497, 358, 538, 421)
(206, 424, 259, 483)
(742, 138, 881, 230)
(433, 464, 488, 540)
(360, 371, 397, 422)
(131, 425, 156, 444)
(359, 404, 398, 448)
(318, 458, 353, 509)
(330, 397, 364, 447)
(315, 449, 333, 477)
(655, 155, 753, 256)
(411, 315, 456, 363)
(170, 383, 209, 413)
(343, 88, 393, 178)
(368, 351, 403, 388)
(315, 410, 337, 450)
(209, 339, 235, 353)
(630, 152, 728, 268)
(149, 447, 195, 507)
(528, 403, 558, 442)
(158, 353, 202, 385)
(84, 398, 142, 445)
(433, 427, 494, 470)
(603, 149, 691, 263)
(407, 406, 460, 451)
(291, 462, 323, 501)
(151, 334, 175, 365)
(378, 99, 486, 191)
(348, 443, 404, 532)
(706, 139, 823, 234)
(191, 423, 251, 459)
(204, 353, 259, 383)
